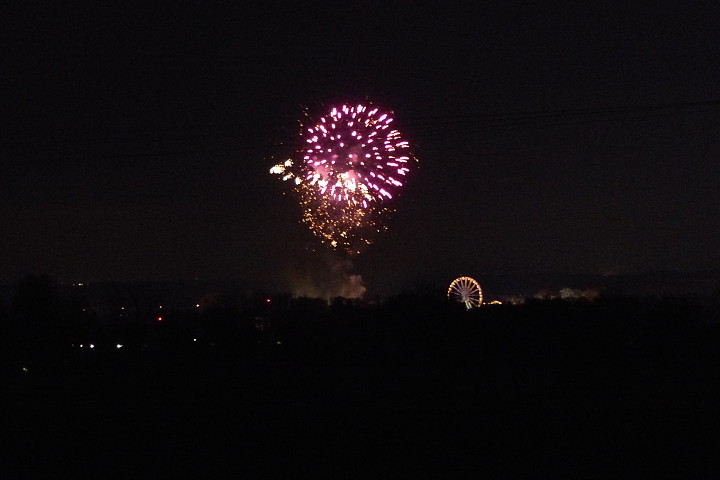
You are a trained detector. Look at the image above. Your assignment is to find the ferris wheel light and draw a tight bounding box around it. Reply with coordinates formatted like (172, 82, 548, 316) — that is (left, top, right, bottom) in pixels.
(448, 276, 483, 309)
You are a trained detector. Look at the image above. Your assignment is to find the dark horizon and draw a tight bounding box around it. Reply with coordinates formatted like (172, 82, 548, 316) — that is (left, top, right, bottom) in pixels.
(3, 269, 720, 307)
(5, 271, 720, 477)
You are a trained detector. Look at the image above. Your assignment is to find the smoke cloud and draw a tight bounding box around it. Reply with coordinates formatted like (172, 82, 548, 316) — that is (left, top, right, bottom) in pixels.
(289, 251, 366, 300)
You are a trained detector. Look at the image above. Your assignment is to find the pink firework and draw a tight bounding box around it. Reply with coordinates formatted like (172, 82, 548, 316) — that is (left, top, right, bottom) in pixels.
(271, 103, 416, 253)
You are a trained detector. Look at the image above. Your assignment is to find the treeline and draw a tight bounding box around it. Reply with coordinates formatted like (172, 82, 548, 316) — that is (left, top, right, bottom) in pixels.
(4, 275, 720, 476)
(2, 273, 719, 378)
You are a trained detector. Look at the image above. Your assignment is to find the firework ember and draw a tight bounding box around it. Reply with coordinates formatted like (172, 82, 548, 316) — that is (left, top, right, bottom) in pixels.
(271, 103, 416, 253)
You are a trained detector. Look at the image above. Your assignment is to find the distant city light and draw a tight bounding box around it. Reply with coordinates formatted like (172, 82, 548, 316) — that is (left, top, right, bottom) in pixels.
(157, 316, 163, 322)
(266, 298, 271, 303)
(89, 344, 95, 349)
(193, 338, 197, 342)
(116, 344, 123, 349)
(195, 304, 200, 308)
(22, 367, 28, 373)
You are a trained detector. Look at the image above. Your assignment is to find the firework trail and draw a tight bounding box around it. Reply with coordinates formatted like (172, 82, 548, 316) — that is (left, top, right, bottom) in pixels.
(271, 103, 416, 253)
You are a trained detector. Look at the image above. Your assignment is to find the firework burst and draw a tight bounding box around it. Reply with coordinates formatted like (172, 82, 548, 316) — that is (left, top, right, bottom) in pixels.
(271, 103, 416, 253)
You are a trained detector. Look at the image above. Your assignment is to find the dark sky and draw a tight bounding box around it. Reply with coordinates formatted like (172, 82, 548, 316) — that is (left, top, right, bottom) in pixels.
(2, 1, 720, 294)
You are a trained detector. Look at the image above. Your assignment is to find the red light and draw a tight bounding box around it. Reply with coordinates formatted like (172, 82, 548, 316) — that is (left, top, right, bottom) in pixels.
(157, 316, 163, 322)
(266, 298, 271, 303)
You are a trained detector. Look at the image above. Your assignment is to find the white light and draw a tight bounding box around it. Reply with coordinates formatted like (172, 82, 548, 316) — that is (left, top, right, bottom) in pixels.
(89, 344, 94, 349)
(116, 344, 123, 349)
(195, 304, 200, 308)
(193, 338, 197, 342)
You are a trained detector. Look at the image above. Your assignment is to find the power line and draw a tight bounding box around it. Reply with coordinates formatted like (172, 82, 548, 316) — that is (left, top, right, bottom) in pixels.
(3, 99, 719, 159)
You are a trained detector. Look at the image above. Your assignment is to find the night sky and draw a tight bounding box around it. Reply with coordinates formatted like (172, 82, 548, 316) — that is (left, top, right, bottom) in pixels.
(2, 2, 720, 295)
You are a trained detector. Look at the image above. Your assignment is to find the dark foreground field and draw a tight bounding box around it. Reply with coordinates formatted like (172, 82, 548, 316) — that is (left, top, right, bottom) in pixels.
(4, 296, 720, 478)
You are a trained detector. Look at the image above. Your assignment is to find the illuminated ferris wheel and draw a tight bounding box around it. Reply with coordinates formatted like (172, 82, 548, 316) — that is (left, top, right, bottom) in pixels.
(447, 276, 483, 309)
